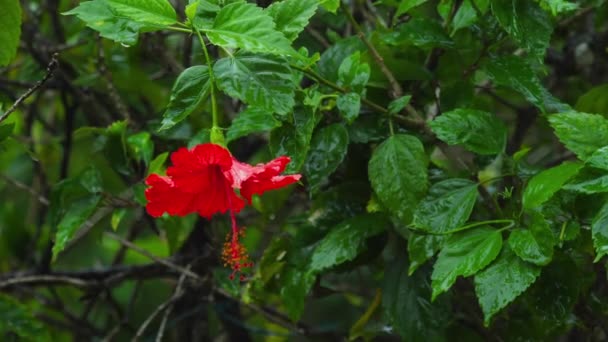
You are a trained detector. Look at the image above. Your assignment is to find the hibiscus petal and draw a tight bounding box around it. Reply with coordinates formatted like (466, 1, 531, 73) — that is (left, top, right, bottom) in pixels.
(195, 166, 245, 218)
(145, 174, 199, 217)
(228, 156, 292, 189)
(168, 144, 233, 179)
(240, 174, 301, 203)
(146, 144, 245, 218)
(167, 144, 235, 193)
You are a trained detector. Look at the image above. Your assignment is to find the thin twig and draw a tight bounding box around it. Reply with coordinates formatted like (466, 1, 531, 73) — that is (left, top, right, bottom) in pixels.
(155, 266, 190, 342)
(0, 275, 92, 289)
(291, 65, 388, 114)
(103, 232, 202, 281)
(134, 267, 189, 341)
(340, 1, 403, 99)
(0, 262, 179, 290)
(97, 36, 131, 122)
(305, 26, 330, 48)
(214, 288, 307, 335)
(0, 173, 49, 205)
(0, 53, 59, 124)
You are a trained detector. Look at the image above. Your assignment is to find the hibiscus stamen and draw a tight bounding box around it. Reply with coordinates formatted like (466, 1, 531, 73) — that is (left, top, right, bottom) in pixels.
(221, 181, 253, 281)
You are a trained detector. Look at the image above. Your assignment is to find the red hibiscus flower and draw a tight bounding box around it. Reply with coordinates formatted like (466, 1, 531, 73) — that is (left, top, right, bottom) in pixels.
(144, 143, 301, 279)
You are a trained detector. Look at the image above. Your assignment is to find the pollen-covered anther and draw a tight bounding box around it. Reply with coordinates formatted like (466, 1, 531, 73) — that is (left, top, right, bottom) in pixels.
(221, 229, 254, 281)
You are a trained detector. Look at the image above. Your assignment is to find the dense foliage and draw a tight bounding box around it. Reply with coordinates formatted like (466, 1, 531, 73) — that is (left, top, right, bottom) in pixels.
(1, 0, 608, 340)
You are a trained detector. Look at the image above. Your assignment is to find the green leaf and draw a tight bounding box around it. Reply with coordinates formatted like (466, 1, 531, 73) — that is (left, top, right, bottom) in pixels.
(563, 174, 608, 194)
(0, 123, 15, 142)
(0, 294, 50, 340)
(204, 1, 295, 56)
(65, 0, 176, 44)
(226, 107, 281, 142)
(279, 267, 316, 321)
(147, 152, 169, 176)
(474, 247, 540, 326)
(383, 260, 450, 341)
(318, 37, 365, 82)
(336, 92, 361, 124)
(214, 53, 295, 115)
(491, 0, 552, 58)
(64, 0, 142, 45)
(303, 124, 349, 194)
(429, 108, 507, 155)
(388, 95, 412, 115)
(592, 202, 608, 262)
(368, 134, 428, 223)
(449, 0, 487, 34)
(526, 253, 582, 324)
(270, 106, 318, 173)
(52, 195, 102, 261)
(160, 65, 210, 130)
(483, 56, 547, 110)
(79, 167, 104, 194)
(309, 213, 389, 272)
(522, 161, 583, 210)
(189, 0, 221, 30)
(508, 214, 555, 266)
(548, 111, 608, 160)
(106, 0, 176, 26)
(111, 208, 127, 231)
(408, 234, 446, 275)
(413, 179, 478, 234)
(385, 18, 453, 49)
(540, 0, 578, 16)
(396, 0, 429, 17)
(319, 0, 339, 13)
(127, 132, 153, 165)
(431, 227, 503, 300)
(266, 0, 318, 41)
(575, 84, 608, 116)
(587, 146, 608, 170)
(48, 168, 102, 228)
(337, 52, 370, 94)
(0, 0, 21, 66)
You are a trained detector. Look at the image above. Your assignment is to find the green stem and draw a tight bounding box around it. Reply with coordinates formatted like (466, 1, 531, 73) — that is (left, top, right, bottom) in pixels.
(195, 29, 219, 128)
(291, 64, 389, 114)
(167, 26, 193, 33)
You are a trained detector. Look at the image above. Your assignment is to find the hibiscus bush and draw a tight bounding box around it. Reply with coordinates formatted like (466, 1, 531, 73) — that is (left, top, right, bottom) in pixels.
(2, 0, 608, 340)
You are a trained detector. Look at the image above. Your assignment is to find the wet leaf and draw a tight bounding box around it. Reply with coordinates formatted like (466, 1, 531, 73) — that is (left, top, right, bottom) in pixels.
(160, 66, 210, 130)
(431, 227, 502, 300)
(413, 178, 478, 234)
(508, 214, 555, 266)
(368, 134, 428, 223)
(474, 247, 540, 326)
(429, 108, 507, 155)
(303, 124, 349, 194)
(309, 213, 389, 272)
(522, 161, 583, 210)
(548, 111, 608, 160)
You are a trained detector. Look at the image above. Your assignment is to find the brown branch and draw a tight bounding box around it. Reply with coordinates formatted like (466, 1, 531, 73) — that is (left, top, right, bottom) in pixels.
(134, 266, 190, 341)
(340, 1, 403, 99)
(0, 53, 58, 124)
(214, 287, 308, 335)
(0, 173, 49, 205)
(0, 262, 179, 290)
(103, 232, 202, 281)
(97, 35, 132, 123)
(155, 266, 190, 341)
